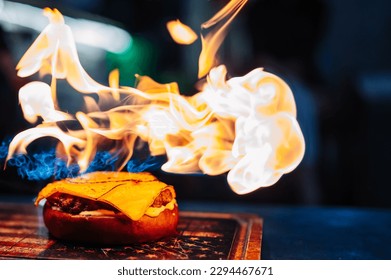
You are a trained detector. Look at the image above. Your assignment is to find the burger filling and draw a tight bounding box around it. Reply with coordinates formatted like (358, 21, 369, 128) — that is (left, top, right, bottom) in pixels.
(46, 188, 174, 217)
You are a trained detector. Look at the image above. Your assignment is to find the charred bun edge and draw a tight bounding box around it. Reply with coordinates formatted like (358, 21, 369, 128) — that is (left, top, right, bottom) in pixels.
(42, 203, 179, 245)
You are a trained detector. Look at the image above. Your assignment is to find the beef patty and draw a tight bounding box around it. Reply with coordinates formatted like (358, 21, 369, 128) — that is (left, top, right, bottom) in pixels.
(46, 188, 173, 215)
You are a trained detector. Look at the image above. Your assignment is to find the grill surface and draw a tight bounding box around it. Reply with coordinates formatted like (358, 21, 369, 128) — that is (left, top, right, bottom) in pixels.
(0, 202, 262, 260)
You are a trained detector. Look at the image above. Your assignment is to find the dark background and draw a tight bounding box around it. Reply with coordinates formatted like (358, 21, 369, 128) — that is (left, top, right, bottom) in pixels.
(0, 0, 391, 209)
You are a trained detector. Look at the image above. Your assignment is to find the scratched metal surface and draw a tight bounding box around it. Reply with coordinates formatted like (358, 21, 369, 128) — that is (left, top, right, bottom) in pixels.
(0, 203, 262, 260)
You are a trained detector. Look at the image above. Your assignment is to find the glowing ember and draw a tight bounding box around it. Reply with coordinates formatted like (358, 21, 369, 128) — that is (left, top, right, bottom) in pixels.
(166, 19, 198, 45)
(7, 3, 305, 195)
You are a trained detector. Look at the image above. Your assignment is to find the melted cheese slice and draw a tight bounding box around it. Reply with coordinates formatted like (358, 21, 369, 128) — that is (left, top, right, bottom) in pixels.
(34, 171, 176, 221)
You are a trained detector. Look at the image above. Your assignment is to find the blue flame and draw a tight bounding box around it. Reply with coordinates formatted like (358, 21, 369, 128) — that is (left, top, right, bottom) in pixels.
(5, 149, 80, 181)
(0, 140, 9, 160)
(86, 151, 118, 173)
(126, 155, 165, 173)
(1, 139, 165, 181)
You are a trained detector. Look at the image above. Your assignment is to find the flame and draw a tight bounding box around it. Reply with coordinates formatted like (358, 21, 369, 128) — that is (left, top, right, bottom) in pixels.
(166, 20, 198, 45)
(18, 81, 71, 123)
(16, 7, 111, 110)
(7, 5, 305, 195)
(198, 0, 248, 78)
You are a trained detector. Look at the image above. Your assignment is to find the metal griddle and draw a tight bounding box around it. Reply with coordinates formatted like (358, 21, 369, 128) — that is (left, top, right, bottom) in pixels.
(0, 202, 262, 260)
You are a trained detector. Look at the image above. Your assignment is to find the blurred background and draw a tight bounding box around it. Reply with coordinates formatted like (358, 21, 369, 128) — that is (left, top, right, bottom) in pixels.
(0, 0, 391, 209)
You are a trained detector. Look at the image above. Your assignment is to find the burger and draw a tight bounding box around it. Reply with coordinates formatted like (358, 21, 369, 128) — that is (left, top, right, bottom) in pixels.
(34, 171, 178, 245)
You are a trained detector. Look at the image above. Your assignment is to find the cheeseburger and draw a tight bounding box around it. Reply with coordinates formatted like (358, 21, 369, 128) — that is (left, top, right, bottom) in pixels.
(35, 171, 178, 245)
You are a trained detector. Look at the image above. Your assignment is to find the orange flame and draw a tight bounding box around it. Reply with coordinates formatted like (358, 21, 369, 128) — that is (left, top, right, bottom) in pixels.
(7, 5, 305, 195)
(198, 0, 248, 78)
(166, 19, 198, 45)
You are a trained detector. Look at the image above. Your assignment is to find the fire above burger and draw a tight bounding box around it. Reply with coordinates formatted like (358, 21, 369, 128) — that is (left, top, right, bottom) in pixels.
(6, 0, 305, 246)
(35, 172, 178, 245)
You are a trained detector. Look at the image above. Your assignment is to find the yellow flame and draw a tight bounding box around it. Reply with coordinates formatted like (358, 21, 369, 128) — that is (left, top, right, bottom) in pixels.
(18, 81, 71, 123)
(198, 0, 248, 78)
(7, 6, 305, 195)
(16, 7, 112, 109)
(166, 19, 198, 45)
(108, 69, 120, 101)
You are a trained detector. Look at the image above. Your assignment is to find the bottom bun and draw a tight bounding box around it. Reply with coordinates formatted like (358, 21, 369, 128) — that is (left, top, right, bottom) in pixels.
(43, 203, 179, 245)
